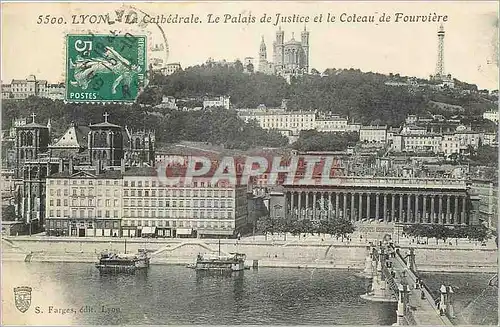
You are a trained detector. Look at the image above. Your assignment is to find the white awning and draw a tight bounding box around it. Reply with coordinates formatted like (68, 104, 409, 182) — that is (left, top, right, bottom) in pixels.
(176, 228, 192, 235)
(142, 226, 157, 234)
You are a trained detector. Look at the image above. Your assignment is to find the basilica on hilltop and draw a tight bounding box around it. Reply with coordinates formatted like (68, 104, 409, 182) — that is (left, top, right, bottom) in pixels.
(258, 27, 310, 81)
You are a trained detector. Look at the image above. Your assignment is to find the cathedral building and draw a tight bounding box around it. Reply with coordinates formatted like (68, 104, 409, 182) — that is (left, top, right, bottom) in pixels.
(258, 27, 310, 81)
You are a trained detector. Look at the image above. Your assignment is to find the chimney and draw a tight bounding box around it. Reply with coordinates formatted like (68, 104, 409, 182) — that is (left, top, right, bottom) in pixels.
(69, 158, 74, 174)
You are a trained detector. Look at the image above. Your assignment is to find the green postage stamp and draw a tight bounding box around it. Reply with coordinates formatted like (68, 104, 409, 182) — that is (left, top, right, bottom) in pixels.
(65, 33, 147, 102)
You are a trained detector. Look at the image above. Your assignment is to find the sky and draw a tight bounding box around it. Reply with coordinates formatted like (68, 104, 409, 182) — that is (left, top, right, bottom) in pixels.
(1, 1, 499, 90)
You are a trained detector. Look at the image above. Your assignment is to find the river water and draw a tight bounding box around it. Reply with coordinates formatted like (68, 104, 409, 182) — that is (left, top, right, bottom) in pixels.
(1, 262, 496, 325)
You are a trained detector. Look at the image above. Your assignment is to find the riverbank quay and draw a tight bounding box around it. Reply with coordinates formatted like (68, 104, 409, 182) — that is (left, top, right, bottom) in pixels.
(2, 235, 497, 273)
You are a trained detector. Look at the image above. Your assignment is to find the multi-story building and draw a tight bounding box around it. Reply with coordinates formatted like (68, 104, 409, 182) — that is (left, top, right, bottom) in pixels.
(2, 75, 65, 100)
(359, 125, 388, 143)
(315, 115, 348, 132)
(121, 167, 248, 238)
(160, 63, 182, 76)
(238, 108, 316, 137)
(203, 96, 231, 109)
(482, 132, 498, 146)
(483, 110, 499, 124)
(45, 169, 123, 237)
(441, 134, 461, 155)
(470, 179, 498, 229)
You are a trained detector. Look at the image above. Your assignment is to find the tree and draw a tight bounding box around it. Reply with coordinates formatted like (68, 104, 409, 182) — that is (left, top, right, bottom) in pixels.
(246, 63, 254, 73)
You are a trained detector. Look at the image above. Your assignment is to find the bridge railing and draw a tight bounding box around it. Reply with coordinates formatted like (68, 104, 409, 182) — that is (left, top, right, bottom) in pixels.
(390, 245, 453, 326)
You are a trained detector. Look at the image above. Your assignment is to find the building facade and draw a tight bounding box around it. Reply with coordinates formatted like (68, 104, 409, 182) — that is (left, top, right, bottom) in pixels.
(45, 167, 249, 238)
(259, 27, 310, 79)
(160, 63, 182, 76)
(280, 176, 480, 226)
(45, 170, 123, 237)
(360, 126, 388, 143)
(203, 96, 231, 109)
(2, 75, 65, 100)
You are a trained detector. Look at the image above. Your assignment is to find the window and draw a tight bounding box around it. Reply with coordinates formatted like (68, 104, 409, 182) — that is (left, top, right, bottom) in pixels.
(56, 199, 61, 206)
(105, 210, 110, 218)
(105, 199, 110, 207)
(131, 190, 135, 196)
(114, 210, 118, 217)
(50, 199, 54, 206)
(131, 181, 135, 187)
(56, 189, 61, 196)
(124, 190, 129, 196)
(64, 189, 69, 196)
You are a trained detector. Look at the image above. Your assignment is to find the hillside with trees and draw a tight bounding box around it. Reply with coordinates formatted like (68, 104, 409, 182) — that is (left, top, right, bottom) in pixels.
(146, 64, 497, 127)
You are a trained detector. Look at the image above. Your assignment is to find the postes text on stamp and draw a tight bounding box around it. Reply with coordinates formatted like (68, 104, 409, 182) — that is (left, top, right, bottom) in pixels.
(65, 32, 147, 102)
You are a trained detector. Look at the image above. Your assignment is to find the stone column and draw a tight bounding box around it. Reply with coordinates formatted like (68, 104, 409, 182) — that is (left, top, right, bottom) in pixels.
(438, 195, 443, 224)
(407, 194, 412, 223)
(290, 192, 295, 220)
(375, 193, 380, 220)
(446, 195, 451, 225)
(391, 193, 395, 222)
(454, 195, 459, 225)
(359, 193, 363, 220)
(461, 196, 466, 224)
(367, 193, 371, 220)
(328, 192, 333, 220)
(343, 192, 347, 219)
(415, 195, 420, 223)
(335, 192, 340, 219)
(383, 193, 388, 222)
(350, 193, 355, 221)
(298, 191, 302, 220)
(423, 195, 428, 223)
(399, 194, 403, 222)
(306, 192, 309, 220)
(313, 192, 317, 220)
(430, 195, 435, 223)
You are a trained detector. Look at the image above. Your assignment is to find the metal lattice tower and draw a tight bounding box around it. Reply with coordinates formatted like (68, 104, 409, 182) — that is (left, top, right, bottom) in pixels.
(435, 24, 445, 77)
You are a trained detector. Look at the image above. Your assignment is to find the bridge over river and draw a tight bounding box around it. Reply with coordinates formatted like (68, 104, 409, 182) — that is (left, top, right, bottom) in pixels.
(360, 239, 457, 325)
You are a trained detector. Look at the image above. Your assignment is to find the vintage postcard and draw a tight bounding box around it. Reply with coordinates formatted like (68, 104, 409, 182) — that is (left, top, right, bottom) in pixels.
(1, 1, 498, 326)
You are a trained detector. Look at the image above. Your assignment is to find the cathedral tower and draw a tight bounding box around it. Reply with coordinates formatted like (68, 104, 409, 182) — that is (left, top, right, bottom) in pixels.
(301, 26, 310, 73)
(274, 27, 284, 73)
(258, 36, 267, 72)
(88, 112, 124, 168)
(15, 113, 49, 170)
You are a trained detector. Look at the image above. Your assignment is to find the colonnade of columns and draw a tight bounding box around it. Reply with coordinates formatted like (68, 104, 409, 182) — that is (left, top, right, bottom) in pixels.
(285, 190, 469, 225)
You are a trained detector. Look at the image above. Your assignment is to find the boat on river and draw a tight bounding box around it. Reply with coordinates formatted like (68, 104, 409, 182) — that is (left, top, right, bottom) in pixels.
(96, 248, 150, 273)
(187, 239, 246, 273)
(192, 252, 246, 272)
